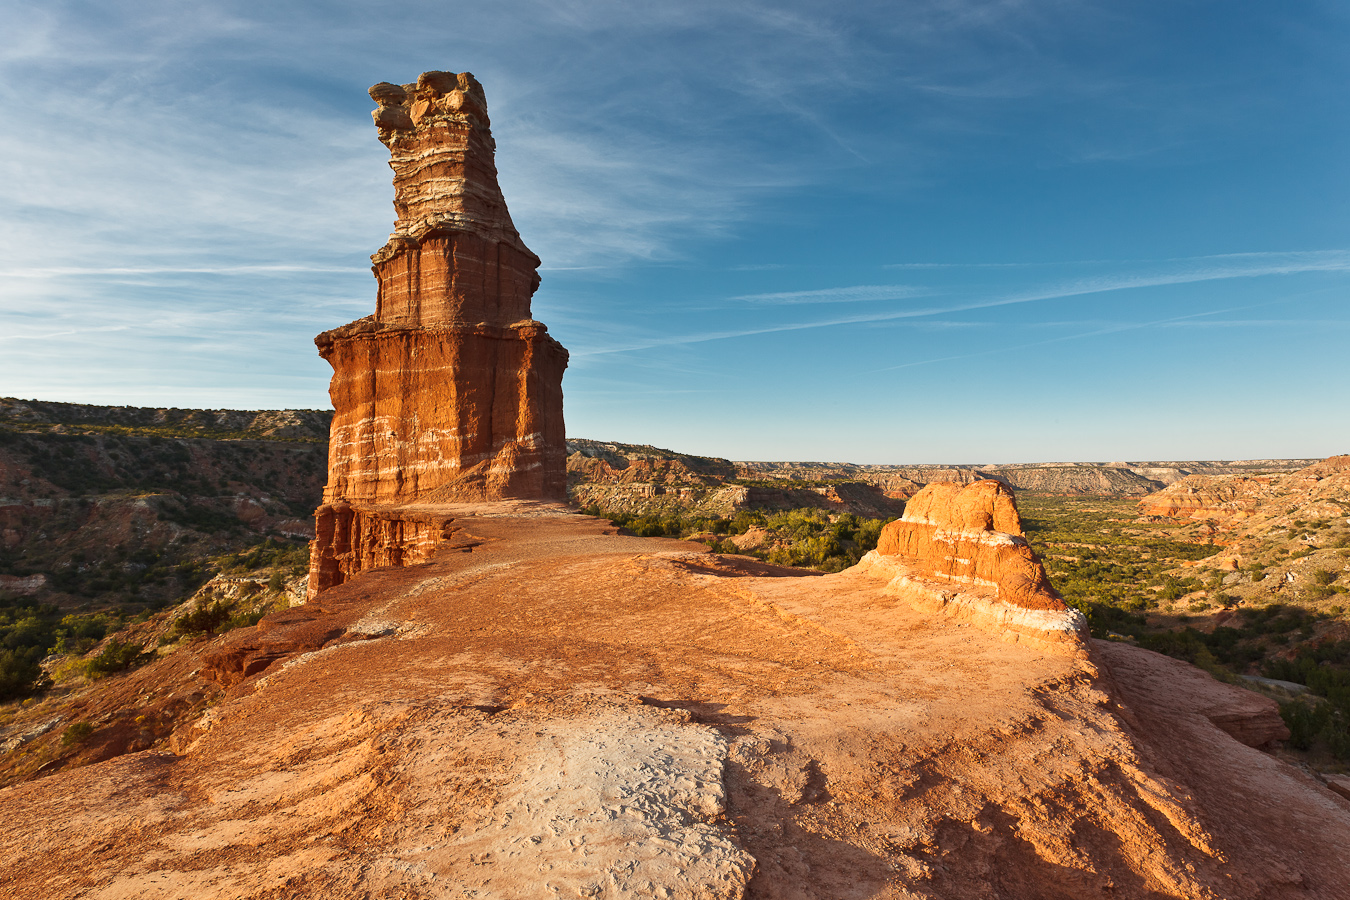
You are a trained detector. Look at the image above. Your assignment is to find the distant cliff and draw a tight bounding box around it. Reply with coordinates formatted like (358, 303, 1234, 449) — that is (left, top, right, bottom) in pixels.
(570, 439, 1318, 521)
(0, 397, 332, 441)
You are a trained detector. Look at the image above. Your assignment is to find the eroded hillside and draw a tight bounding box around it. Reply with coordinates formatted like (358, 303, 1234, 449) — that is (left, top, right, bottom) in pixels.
(0, 406, 329, 736)
(3, 504, 1348, 899)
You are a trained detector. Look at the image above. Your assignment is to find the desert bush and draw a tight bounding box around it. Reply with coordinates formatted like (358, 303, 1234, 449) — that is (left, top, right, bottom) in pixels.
(1312, 568, 1340, 586)
(1271, 652, 1350, 761)
(581, 504, 891, 573)
(85, 639, 152, 678)
(60, 721, 94, 746)
(216, 538, 310, 576)
(0, 646, 47, 702)
(53, 613, 110, 655)
(1281, 699, 1350, 758)
(0, 597, 131, 699)
(172, 600, 233, 637)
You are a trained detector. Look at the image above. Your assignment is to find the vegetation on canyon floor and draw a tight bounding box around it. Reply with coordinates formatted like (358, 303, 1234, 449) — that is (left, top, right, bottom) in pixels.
(0, 417, 325, 703)
(1020, 494, 1350, 763)
(580, 503, 895, 573)
(0, 537, 309, 701)
(1, 428, 324, 506)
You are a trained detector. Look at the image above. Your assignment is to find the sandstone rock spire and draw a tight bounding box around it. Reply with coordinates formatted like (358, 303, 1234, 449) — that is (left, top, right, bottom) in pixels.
(308, 71, 568, 597)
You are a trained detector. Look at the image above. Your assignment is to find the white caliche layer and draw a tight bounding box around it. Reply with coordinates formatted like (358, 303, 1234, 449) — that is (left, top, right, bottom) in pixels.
(854, 551, 1089, 656)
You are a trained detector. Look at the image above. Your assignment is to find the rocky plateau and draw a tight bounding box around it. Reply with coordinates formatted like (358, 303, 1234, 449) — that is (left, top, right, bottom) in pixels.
(3, 501, 1348, 898)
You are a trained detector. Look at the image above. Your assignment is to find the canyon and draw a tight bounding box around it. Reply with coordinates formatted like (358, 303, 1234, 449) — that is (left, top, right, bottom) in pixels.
(1139, 455, 1350, 538)
(2, 70, 1350, 899)
(568, 438, 1319, 520)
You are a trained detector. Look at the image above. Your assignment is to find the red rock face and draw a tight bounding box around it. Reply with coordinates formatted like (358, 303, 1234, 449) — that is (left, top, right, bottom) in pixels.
(309, 71, 568, 597)
(1137, 455, 1350, 538)
(874, 480, 1066, 613)
(317, 321, 566, 506)
(309, 504, 452, 599)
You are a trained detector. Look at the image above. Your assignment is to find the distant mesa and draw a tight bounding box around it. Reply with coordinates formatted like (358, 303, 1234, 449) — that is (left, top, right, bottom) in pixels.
(308, 70, 568, 598)
(857, 480, 1087, 651)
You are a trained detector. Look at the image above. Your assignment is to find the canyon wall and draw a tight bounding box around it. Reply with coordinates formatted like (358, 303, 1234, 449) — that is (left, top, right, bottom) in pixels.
(857, 480, 1087, 651)
(1137, 454, 1350, 547)
(309, 71, 568, 597)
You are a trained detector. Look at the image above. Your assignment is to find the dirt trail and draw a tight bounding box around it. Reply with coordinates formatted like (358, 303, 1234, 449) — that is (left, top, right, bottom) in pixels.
(2, 504, 1348, 898)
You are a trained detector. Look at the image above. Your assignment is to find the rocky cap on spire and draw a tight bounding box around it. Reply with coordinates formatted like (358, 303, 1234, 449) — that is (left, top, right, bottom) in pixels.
(367, 71, 535, 269)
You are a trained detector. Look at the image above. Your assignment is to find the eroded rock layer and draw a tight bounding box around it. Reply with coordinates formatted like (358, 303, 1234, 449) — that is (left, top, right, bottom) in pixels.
(309, 71, 567, 597)
(317, 320, 566, 506)
(859, 480, 1087, 650)
(1138, 455, 1350, 537)
(4, 506, 1347, 899)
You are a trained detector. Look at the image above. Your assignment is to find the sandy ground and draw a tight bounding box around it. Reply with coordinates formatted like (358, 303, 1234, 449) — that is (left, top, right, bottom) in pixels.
(2, 503, 1349, 899)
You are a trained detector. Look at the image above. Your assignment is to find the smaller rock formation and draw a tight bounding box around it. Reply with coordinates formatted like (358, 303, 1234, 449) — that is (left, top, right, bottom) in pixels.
(856, 480, 1087, 652)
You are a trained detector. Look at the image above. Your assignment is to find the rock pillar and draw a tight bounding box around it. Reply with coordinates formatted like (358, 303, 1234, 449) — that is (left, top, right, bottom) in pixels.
(308, 71, 568, 598)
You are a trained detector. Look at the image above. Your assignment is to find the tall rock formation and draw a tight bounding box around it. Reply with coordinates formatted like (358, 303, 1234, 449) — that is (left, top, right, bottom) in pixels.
(857, 480, 1087, 651)
(309, 71, 568, 597)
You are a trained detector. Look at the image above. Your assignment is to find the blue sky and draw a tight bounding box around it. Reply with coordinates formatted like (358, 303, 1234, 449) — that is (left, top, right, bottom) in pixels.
(1, 0, 1346, 463)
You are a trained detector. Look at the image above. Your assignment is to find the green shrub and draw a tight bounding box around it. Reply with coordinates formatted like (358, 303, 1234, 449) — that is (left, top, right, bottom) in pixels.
(61, 721, 95, 746)
(579, 504, 892, 573)
(0, 646, 48, 701)
(53, 613, 109, 655)
(172, 600, 233, 637)
(85, 639, 152, 678)
(1312, 569, 1340, 586)
(1307, 584, 1338, 602)
(1280, 698, 1350, 759)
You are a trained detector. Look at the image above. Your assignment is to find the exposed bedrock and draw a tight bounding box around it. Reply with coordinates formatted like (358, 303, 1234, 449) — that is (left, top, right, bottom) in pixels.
(309, 70, 567, 598)
(1137, 454, 1350, 540)
(857, 480, 1088, 652)
(316, 319, 566, 506)
(309, 504, 460, 601)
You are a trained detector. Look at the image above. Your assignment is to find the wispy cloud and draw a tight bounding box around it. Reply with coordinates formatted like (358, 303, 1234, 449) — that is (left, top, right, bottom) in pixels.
(884, 249, 1350, 274)
(572, 250, 1350, 357)
(730, 284, 925, 304)
(995, 251, 1350, 306)
(873, 305, 1256, 373)
(1156, 318, 1350, 329)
